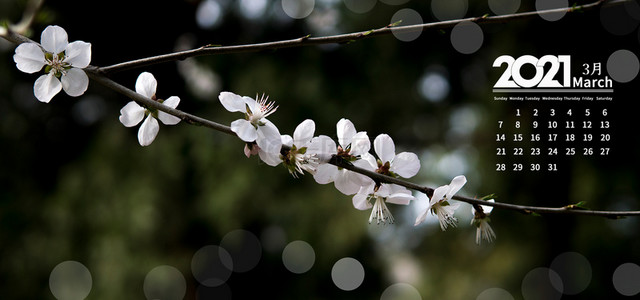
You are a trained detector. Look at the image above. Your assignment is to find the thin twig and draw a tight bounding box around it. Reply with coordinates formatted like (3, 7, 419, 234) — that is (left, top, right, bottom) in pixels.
(0, 0, 43, 37)
(97, 0, 609, 74)
(3, 0, 639, 218)
(84, 66, 640, 218)
(85, 67, 235, 135)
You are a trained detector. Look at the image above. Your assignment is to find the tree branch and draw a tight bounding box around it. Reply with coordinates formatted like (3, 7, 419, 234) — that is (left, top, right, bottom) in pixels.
(0, 0, 43, 37)
(85, 67, 235, 135)
(84, 66, 640, 219)
(97, 0, 610, 74)
(3, 0, 639, 219)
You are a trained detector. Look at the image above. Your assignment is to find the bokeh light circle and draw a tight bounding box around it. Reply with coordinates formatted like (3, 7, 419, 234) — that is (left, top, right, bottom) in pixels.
(549, 252, 592, 295)
(220, 229, 262, 273)
(390, 9, 424, 42)
(607, 49, 639, 83)
(196, 0, 223, 29)
(488, 0, 521, 15)
(450, 21, 484, 54)
(331, 257, 365, 291)
(282, 0, 315, 19)
(143, 265, 186, 300)
(600, 3, 640, 36)
(431, 0, 468, 21)
(343, 0, 376, 14)
(521, 267, 563, 300)
(612, 262, 640, 296)
(282, 240, 316, 274)
(191, 245, 234, 287)
(476, 287, 515, 300)
(49, 260, 93, 300)
(238, 0, 268, 20)
(535, 0, 568, 22)
(625, 0, 640, 20)
(380, 0, 410, 5)
(380, 283, 422, 300)
(196, 283, 232, 300)
(418, 71, 450, 102)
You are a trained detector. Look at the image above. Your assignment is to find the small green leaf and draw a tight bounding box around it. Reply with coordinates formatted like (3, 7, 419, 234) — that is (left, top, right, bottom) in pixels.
(480, 194, 496, 201)
(361, 29, 374, 36)
(564, 201, 589, 210)
(388, 20, 403, 27)
(574, 201, 589, 209)
(524, 210, 541, 217)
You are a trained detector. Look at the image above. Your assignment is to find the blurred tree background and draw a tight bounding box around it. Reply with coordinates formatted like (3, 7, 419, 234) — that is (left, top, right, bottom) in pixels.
(1, 0, 639, 299)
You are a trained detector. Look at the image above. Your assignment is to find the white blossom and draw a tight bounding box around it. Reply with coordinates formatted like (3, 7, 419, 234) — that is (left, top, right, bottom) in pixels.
(471, 199, 496, 244)
(119, 72, 181, 146)
(370, 133, 421, 179)
(414, 175, 467, 230)
(13, 25, 91, 103)
(352, 183, 414, 225)
(219, 91, 282, 155)
(312, 118, 371, 195)
(349, 134, 421, 224)
(260, 119, 322, 177)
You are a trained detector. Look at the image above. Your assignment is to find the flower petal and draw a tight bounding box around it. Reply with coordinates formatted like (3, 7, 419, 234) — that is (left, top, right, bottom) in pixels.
(138, 115, 159, 146)
(391, 152, 421, 178)
(354, 153, 377, 171)
(219, 91, 248, 113)
(430, 185, 449, 205)
(281, 135, 293, 148)
(446, 175, 467, 199)
(352, 187, 373, 210)
(64, 41, 91, 68)
(135, 72, 157, 98)
(473, 199, 495, 215)
(374, 134, 396, 163)
(258, 149, 282, 166)
(244, 144, 253, 158)
(231, 119, 257, 142)
(387, 192, 414, 206)
(162, 96, 180, 109)
(244, 96, 259, 114)
(13, 43, 46, 73)
(350, 131, 370, 156)
(336, 118, 356, 148)
(61, 68, 89, 97)
(158, 112, 181, 125)
(414, 208, 430, 226)
(256, 120, 282, 154)
(313, 164, 338, 184)
(158, 96, 181, 125)
(293, 119, 315, 146)
(307, 135, 336, 163)
(41, 25, 68, 54)
(119, 101, 145, 127)
(334, 170, 363, 195)
(34, 73, 62, 103)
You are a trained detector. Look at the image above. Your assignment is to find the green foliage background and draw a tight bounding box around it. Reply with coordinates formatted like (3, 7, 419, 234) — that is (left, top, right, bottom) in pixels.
(1, 0, 639, 299)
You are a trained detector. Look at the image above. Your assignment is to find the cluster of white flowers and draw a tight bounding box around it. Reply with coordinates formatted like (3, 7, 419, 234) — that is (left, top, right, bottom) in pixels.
(12, 26, 496, 244)
(218, 91, 425, 225)
(216, 90, 496, 242)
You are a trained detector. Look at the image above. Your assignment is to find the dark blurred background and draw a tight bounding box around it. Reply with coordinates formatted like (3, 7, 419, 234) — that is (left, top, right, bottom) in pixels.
(1, 0, 639, 299)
